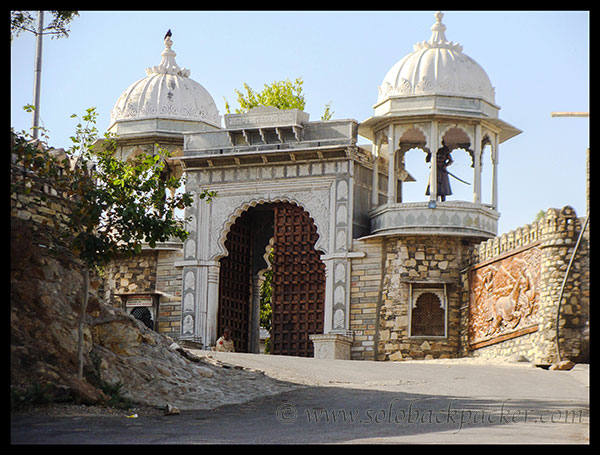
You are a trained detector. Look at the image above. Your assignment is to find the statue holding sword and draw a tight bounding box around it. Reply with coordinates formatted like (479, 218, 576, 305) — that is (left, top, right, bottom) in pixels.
(425, 143, 469, 201)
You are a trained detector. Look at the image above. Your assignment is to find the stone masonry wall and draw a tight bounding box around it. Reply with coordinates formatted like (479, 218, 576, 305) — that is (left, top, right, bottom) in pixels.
(155, 248, 184, 337)
(376, 235, 479, 361)
(349, 238, 383, 360)
(11, 162, 73, 254)
(102, 247, 184, 338)
(103, 252, 158, 297)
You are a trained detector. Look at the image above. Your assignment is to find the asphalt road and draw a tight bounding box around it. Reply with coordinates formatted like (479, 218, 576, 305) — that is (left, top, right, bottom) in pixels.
(11, 352, 589, 444)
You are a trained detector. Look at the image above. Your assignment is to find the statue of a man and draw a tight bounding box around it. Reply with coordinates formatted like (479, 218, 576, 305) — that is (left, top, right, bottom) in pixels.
(425, 144, 454, 202)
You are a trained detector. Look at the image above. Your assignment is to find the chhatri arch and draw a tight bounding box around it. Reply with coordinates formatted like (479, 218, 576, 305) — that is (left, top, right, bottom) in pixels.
(373, 123, 498, 205)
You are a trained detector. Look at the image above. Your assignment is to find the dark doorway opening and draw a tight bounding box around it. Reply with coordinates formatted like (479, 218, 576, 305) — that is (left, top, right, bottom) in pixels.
(217, 202, 325, 356)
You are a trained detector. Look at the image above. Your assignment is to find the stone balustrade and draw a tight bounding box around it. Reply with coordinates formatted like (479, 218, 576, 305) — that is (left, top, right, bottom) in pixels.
(369, 200, 499, 239)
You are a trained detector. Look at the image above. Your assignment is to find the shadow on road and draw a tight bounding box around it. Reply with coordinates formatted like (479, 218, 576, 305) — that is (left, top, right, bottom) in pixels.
(11, 383, 589, 444)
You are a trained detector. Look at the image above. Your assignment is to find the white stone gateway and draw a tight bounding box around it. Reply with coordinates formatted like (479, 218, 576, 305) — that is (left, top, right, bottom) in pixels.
(175, 105, 371, 356)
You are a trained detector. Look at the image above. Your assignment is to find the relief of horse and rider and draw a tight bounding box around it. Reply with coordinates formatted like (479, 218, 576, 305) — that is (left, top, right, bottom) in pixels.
(469, 248, 541, 344)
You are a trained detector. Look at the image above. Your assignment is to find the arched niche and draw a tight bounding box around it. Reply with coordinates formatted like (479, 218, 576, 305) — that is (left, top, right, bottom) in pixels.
(439, 127, 474, 203)
(395, 126, 429, 203)
(480, 134, 494, 205)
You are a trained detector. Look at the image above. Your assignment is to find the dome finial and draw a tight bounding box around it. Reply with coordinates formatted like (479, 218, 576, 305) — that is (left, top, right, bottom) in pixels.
(414, 11, 462, 53)
(145, 30, 191, 78)
(429, 11, 448, 44)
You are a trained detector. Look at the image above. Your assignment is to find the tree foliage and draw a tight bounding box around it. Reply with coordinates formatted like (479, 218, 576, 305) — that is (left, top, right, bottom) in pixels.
(535, 209, 547, 222)
(13, 106, 207, 268)
(225, 78, 306, 113)
(225, 77, 334, 121)
(11, 10, 79, 40)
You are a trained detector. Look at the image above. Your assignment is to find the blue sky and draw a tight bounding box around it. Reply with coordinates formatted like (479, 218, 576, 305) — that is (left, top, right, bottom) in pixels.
(11, 10, 589, 235)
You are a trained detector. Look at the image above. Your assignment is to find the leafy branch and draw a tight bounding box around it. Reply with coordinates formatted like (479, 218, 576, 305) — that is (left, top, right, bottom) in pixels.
(12, 106, 216, 382)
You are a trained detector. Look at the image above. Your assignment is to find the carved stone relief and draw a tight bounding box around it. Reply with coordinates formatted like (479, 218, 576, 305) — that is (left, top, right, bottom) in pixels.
(469, 247, 541, 346)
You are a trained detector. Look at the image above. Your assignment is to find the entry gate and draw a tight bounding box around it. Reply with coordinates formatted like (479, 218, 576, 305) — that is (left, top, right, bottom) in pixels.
(271, 203, 325, 357)
(217, 202, 325, 356)
(217, 210, 252, 353)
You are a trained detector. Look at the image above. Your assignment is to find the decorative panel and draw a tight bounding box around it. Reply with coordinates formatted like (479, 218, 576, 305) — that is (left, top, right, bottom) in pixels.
(469, 247, 541, 348)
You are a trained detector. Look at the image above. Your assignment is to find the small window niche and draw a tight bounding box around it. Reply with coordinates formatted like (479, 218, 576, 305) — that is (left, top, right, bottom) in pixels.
(408, 283, 448, 338)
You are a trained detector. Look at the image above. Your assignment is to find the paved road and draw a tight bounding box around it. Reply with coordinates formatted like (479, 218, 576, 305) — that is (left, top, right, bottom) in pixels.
(11, 352, 589, 444)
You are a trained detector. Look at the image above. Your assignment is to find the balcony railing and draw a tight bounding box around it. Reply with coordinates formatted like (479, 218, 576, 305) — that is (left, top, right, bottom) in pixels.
(369, 200, 499, 239)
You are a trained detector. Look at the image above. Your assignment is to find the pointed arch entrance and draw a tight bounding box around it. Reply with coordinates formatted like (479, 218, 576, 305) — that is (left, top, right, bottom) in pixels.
(217, 202, 325, 357)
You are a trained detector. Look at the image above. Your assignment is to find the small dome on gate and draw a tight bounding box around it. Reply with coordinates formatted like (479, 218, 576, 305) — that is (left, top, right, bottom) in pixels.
(109, 34, 221, 131)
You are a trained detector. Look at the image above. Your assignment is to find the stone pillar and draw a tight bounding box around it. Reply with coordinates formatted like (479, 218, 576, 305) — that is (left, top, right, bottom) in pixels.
(372, 139, 380, 206)
(387, 125, 397, 204)
(429, 121, 439, 203)
(473, 124, 482, 203)
(205, 263, 220, 347)
(250, 275, 262, 353)
(491, 134, 499, 210)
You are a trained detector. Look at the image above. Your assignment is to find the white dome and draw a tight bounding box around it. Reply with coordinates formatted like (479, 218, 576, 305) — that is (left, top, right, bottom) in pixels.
(109, 36, 221, 130)
(378, 12, 495, 105)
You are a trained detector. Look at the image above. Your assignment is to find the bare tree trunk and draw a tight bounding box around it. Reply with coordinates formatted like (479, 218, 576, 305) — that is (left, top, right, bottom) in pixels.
(77, 265, 89, 380)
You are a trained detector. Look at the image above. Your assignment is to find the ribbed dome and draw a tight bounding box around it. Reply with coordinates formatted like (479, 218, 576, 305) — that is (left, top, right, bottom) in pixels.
(378, 12, 495, 105)
(109, 35, 221, 130)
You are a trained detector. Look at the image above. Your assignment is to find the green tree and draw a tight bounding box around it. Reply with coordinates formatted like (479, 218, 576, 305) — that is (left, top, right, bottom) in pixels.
(224, 77, 334, 120)
(535, 209, 546, 221)
(12, 106, 215, 381)
(10, 10, 79, 40)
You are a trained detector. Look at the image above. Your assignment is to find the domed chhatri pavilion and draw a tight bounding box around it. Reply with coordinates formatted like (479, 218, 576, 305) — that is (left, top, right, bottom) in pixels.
(359, 11, 521, 238)
(102, 12, 588, 364)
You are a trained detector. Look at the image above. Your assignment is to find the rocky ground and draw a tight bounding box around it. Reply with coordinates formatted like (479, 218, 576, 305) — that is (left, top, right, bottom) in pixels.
(11, 218, 298, 416)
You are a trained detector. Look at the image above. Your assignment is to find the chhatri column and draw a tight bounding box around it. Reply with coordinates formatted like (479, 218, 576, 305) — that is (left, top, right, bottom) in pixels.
(371, 135, 381, 206)
(491, 133, 499, 210)
(387, 125, 397, 204)
(429, 120, 439, 203)
(473, 124, 482, 203)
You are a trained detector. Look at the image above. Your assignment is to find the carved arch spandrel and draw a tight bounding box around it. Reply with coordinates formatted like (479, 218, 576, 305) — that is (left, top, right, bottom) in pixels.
(209, 189, 332, 262)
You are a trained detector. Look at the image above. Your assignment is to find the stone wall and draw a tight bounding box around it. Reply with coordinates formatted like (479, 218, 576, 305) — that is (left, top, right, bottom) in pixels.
(103, 252, 158, 296)
(349, 238, 383, 360)
(461, 206, 589, 363)
(102, 247, 184, 338)
(155, 248, 184, 337)
(375, 235, 479, 360)
(11, 162, 73, 254)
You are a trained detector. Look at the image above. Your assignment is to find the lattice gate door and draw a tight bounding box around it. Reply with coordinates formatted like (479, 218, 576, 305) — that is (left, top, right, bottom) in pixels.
(218, 210, 252, 352)
(271, 203, 325, 357)
(411, 292, 445, 337)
